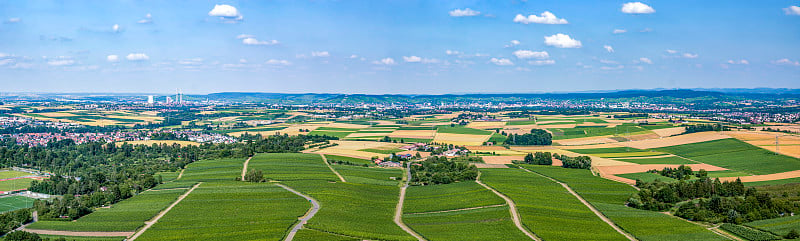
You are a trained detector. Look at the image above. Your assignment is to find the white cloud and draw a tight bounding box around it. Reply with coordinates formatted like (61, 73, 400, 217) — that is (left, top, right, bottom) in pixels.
(639, 57, 653, 64)
(490, 58, 514, 66)
(373, 58, 396, 65)
(106, 55, 119, 62)
(421, 58, 441, 64)
(528, 60, 555, 65)
(5, 18, 20, 23)
(513, 11, 568, 24)
(515, 67, 531, 72)
(785, 6, 800, 15)
(403, 56, 422, 62)
(544, 34, 582, 48)
(126, 53, 149, 61)
(665, 49, 677, 54)
(138, 13, 153, 24)
(449, 8, 480, 17)
(265, 59, 291, 65)
(208, 4, 243, 21)
(178, 58, 204, 65)
(446, 50, 461, 55)
(613, 29, 627, 34)
(242, 37, 278, 45)
(727, 59, 749, 65)
(622, 2, 655, 14)
(601, 65, 625, 70)
(682, 53, 698, 59)
(604, 45, 614, 53)
(600, 59, 619, 64)
(773, 58, 800, 66)
(239, 59, 247, 63)
(236, 34, 254, 39)
(112, 24, 120, 32)
(505, 40, 521, 48)
(48, 59, 75, 66)
(312, 51, 330, 57)
(512, 50, 549, 59)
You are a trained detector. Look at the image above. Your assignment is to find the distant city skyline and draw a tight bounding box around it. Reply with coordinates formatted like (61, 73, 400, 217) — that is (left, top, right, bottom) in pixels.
(0, 1, 798, 94)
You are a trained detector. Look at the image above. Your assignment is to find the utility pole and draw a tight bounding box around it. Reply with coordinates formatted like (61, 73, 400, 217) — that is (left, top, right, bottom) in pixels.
(776, 135, 780, 155)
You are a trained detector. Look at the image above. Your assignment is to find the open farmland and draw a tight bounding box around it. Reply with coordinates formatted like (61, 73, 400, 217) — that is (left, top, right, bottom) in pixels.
(479, 168, 628, 240)
(520, 165, 726, 241)
(310, 140, 405, 159)
(745, 215, 800, 237)
(404, 206, 531, 241)
(548, 123, 651, 140)
(655, 138, 800, 175)
(404, 181, 505, 214)
(19, 110, 163, 127)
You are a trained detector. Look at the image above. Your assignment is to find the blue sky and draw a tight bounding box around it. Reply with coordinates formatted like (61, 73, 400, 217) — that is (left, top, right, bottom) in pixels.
(0, 0, 798, 94)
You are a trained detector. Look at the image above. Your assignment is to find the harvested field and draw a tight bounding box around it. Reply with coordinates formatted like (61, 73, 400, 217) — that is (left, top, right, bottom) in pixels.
(432, 133, 490, 146)
(651, 127, 685, 137)
(718, 169, 800, 183)
(625, 133, 660, 141)
(481, 156, 523, 164)
(465, 145, 509, 151)
(554, 136, 619, 146)
(616, 132, 731, 149)
(311, 141, 404, 159)
(727, 131, 800, 158)
(466, 121, 506, 129)
(388, 130, 436, 139)
(473, 163, 510, 168)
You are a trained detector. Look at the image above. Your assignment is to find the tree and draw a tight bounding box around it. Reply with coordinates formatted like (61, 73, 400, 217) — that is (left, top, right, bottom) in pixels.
(786, 229, 800, 239)
(244, 169, 265, 183)
(4, 231, 41, 241)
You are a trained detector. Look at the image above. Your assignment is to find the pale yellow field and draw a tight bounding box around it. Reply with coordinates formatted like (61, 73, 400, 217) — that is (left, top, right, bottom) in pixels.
(117, 140, 199, 146)
(726, 131, 800, 158)
(554, 137, 619, 146)
(651, 127, 685, 137)
(346, 132, 391, 138)
(388, 130, 436, 139)
(617, 132, 731, 149)
(466, 121, 506, 129)
(309, 140, 404, 159)
(325, 123, 371, 129)
(432, 133, 490, 146)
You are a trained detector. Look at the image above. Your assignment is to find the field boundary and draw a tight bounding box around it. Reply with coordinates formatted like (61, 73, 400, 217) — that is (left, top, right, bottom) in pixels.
(395, 161, 425, 241)
(475, 172, 541, 241)
(519, 166, 637, 241)
(320, 154, 346, 182)
(277, 183, 320, 241)
(405, 204, 508, 215)
(128, 182, 202, 240)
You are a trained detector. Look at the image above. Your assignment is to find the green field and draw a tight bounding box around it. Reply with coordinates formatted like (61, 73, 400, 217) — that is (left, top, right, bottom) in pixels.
(35, 235, 124, 241)
(519, 165, 726, 241)
(249, 153, 338, 181)
(0, 170, 31, 179)
(404, 181, 505, 214)
(549, 124, 650, 140)
(435, 126, 492, 135)
(480, 168, 627, 240)
(332, 165, 402, 186)
(0, 178, 35, 192)
(507, 120, 537, 125)
(404, 206, 531, 241)
(155, 171, 180, 183)
(745, 215, 800, 237)
(0, 196, 35, 213)
(178, 158, 245, 182)
(325, 154, 374, 166)
(487, 133, 508, 144)
(307, 130, 354, 138)
(612, 156, 696, 165)
(616, 172, 680, 183)
(28, 188, 187, 232)
(136, 182, 310, 241)
(655, 138, 800, 175)
(592, 152, 668, 158)
(389, 137, 433, 144)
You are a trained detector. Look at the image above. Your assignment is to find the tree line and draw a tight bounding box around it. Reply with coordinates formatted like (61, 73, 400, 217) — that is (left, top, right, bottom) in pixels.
(410, 156, 478, 185)
(503, 129, 552, 145)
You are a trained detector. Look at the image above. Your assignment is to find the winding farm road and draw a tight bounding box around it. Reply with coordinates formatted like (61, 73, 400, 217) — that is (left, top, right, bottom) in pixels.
(277, 183, 320, 241)
(128, 182, 202, 241)
(241, 156, 253, 180)
(475, 172, 540, 241)
(518, 167, 637, 241)
(320, 154, 346, 182)
(394, 161, 426, 241)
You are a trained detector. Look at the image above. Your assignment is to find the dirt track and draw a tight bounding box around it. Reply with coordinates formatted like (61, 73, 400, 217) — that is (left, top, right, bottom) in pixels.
(320, 154, 346, 182)
(475, 172, 540, 241)
(128, 182, 202, 240)
(394, 161, 425, 241)
(277, 183, 320, 241)
(241, 156, 253, 180)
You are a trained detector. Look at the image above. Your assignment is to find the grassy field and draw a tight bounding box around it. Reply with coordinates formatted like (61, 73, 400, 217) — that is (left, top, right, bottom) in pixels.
(745, 215, 800, 237)
(612, 156, 696, 165)
(0, 178, 35, 192)
(249, 153, 338, 181)
(549, 124, 650, 140)
(507, 120, 537, 125)
(307, 130, 354, 138)
(436, 126, 492, 135)
(155, 171, 180, 183)
(0, 170, 31, 179)
(178, 158, 245, 182)
(331, 165, 402, 186)
(292, 228, 360, 241)
(404, 206, 531, 241)
(136, 182, 310, 241)
(0, 196, 35, 213)
(34, 235, 124, 241)
(325, 154, 374, 166)
(487, 133, 507, 144)
(404, 181, 505, 214)
(479, 168, 627, 240)
(617, 172, 680, 183)
(567, 147, 647, 154)
(655, 138, 800, 175)
(28, 188, 187, 232)
(520, 165, 727, 241)
(744, 177, 800, 187)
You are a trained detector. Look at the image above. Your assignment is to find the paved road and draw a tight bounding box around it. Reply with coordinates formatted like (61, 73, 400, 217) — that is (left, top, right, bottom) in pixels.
(475, 172, 541, 241)
(394, 161, 425, 241)
(320, 154, 346, 182)
(518, 167, 637, 241)
(277, 183, 320, 241)
(128, 182, 202, 240)
(241, 156, 253, 180)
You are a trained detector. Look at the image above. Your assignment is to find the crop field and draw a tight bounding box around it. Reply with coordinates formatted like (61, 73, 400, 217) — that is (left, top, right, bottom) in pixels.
(178, 158, 245, 182)
(0, 178, 35, 192)
(655, 138, 800, 175)
(612, 156, 695, 165)
(432, 133, 490, 146)
(436, 126, 492, 135)
(136, 182, 310, 241)
(331, 165, 402, 186)
(507, 120, 537, 125)
(404, 206, 531, 241)
(486, 133, 508, 144)
(155, 171, 180, 183)
(35, 235, 123, 241)
(28, 188, 186, 232)
(616, 172, 679, 183)
(312, 141, 405, 159)
(358, 148, 405, 154)
(324, 154, 374, 166)
(404, 181, 505, 214)
(292, 228, 360, 241)
(745, 215, 800, 237)
(521, 165, 726, 241)
(0, 195, 35, 213)
(20, 110, 162, 127)
(249, 153, 338, 181)
(548, 124, 651, 140)
(479, 168, 627, 240)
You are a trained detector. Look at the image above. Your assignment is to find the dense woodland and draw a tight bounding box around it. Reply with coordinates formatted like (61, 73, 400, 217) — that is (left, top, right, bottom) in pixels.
(520, 152, 553, 165)
(685, 123, 729, 133)
(503, 129, 552, 145)
(629, 178, 800, 224)
(648, 165, 707, 180)
(554, 154, 592, 169)
(410, 156, 478, 185)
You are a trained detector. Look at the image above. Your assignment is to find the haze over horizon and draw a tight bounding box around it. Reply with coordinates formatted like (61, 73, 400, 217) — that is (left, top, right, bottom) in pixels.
(1, 1, 799, 94)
